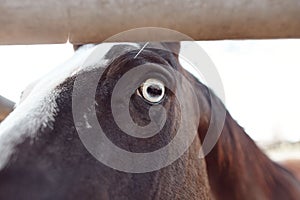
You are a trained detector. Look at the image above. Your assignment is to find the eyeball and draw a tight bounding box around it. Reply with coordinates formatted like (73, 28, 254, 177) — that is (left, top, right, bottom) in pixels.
(137, 78, 165, 103)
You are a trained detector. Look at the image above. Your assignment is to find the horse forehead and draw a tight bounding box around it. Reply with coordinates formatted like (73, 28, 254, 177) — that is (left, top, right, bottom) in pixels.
(0, 42, 142, 169)
(4, 42, 144, 135)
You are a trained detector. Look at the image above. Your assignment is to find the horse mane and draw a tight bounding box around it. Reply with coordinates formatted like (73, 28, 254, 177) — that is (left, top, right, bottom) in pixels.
(176, 61, 300, 199)
(200, 89, 300, 199)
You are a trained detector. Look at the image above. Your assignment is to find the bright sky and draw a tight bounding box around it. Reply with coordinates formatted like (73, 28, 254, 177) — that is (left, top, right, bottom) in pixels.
(0, 40, 299, 143)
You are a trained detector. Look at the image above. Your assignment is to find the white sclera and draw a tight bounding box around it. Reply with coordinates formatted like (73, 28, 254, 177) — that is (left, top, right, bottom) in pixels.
(140, 78, 165, 103)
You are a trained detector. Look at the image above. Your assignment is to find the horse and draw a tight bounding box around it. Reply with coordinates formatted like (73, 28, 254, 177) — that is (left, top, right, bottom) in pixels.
(281, 159, 300, 181)
(0, 42, 299, 200)
(0, 95, 15, 123)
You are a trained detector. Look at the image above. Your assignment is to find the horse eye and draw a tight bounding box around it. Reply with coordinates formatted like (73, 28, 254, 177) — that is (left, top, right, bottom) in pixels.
(137, 79, 165, 103)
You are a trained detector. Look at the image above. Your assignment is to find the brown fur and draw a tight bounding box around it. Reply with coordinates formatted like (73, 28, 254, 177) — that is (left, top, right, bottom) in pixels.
(0, 43, 299, 199)
(281, 160, 300, 181)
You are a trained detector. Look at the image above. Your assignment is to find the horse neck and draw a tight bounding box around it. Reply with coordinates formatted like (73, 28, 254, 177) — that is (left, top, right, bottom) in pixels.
(203, 110, 300, 200)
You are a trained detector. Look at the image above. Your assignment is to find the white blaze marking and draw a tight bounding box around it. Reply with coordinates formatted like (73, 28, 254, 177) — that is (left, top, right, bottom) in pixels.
(0, 43, 140, 169)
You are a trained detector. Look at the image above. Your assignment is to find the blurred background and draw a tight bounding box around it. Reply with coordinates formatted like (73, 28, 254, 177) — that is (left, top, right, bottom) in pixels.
(0, 39, 299, 161)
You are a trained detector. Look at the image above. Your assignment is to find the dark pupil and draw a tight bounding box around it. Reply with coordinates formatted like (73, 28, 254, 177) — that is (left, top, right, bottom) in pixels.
(146, 85, 162, 97)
